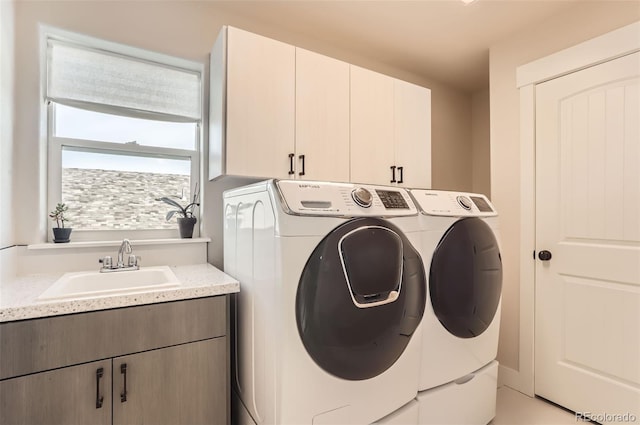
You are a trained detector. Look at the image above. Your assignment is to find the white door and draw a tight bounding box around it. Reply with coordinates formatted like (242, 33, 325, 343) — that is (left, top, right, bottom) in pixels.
(295, 48, 350, 182)
(535, 52, 640, 423)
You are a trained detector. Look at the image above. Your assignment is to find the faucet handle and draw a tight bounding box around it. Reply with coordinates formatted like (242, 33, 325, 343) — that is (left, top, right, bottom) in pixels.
(128, 255, 140, 267)
(99, 256, 113, 269)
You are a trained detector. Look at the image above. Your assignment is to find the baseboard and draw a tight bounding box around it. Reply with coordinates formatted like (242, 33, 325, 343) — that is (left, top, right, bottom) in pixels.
(498, 364, 534, 397)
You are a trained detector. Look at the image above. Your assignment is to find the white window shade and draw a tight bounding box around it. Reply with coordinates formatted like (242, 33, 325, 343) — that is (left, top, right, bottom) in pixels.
(47, 41, 201, 122)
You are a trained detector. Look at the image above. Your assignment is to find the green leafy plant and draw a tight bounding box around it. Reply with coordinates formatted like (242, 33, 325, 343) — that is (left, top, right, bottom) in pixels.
(49, 203, 69, 228)
(156, 183, 200, 221)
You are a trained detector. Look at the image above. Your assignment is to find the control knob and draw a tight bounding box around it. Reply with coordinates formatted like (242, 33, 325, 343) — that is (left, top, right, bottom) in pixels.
(457, 196, 472, 211)
(352, 187, 373, 208)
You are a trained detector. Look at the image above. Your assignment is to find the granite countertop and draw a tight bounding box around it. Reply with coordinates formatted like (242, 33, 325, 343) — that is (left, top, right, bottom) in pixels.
(0, 264, 239, 323)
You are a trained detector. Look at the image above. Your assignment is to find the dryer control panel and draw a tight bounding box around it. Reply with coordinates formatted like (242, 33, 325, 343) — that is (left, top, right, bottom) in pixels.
(409, 189, 497, 217)
(276, 180, 418, 217)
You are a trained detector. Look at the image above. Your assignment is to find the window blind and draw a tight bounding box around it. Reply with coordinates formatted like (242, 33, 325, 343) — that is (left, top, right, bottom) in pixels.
(47, 40, 201, 122)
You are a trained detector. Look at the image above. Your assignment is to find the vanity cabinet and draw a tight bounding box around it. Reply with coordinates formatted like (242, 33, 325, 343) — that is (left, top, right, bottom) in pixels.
(0, 360, 112, 425)
(0, 296, 228, 425)
(350, 65, 431, 188)
(209, 26, 350, 182)
(113, 339, 225, 425)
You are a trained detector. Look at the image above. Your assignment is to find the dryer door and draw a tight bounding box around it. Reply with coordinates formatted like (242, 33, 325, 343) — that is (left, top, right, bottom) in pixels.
(296, 217, 426, 381)
(429, 217, 502, 339)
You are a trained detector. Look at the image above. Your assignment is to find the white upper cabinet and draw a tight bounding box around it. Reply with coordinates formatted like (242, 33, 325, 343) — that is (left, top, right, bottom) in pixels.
(350, 65, 395, 185)
(350, 65, 431, 188)
(295, 48, 350, 182)
(393, 78, 431, 189)
(209, 26, 295, 180)
(209, 27, 431, 187)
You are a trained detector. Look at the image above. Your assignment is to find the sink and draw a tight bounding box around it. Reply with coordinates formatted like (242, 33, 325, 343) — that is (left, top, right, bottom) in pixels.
(38, 266, 181, 302)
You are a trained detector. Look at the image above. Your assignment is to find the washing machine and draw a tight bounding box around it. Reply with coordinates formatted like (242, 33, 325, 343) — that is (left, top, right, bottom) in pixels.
(409, 189, 502, 425)
(224, 179, 427, 425)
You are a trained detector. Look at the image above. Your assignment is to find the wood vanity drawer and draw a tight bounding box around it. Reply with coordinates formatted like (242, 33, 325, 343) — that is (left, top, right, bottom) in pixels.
(0, 296, 226, 379)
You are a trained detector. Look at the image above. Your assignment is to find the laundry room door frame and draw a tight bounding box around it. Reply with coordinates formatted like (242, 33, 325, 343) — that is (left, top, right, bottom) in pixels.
(511, 21, 640, 397)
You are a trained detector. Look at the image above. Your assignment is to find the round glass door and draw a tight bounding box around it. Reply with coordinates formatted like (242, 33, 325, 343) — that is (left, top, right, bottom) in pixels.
(429, 217, 502, 339)
(296, 217, 426, 381)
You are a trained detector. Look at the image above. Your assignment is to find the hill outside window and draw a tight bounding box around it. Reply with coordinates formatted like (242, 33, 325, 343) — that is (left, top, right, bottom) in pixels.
(44, 28, 203, 242)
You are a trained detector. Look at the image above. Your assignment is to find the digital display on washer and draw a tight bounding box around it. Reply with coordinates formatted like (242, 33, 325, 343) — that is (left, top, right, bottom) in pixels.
(470, 196, 493, 213)
(376, 190, 409, 209)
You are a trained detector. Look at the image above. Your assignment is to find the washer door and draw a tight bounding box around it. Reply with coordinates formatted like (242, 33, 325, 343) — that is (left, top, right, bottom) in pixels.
(429, 217, 502, 339)
(296, 217, 426, 381)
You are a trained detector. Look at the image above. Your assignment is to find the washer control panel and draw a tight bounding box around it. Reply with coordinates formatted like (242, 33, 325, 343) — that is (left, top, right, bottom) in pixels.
(409, 189, 497, 217)
(377, 190, 410, 209)
(276, 180, 418, 217)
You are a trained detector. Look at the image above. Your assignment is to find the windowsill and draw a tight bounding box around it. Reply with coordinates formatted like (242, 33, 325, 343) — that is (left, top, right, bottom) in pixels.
(27, 237, 211, 250)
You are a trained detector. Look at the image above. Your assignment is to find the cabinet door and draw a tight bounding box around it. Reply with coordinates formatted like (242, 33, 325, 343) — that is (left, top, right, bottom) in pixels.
(350, 65, 395, 185)
(0, 360, 112, 425)
(295, 48, 350, 182)
(113, 338, 227, 425)
(225, 26, 295, 179)
(393, 79, 431, 188)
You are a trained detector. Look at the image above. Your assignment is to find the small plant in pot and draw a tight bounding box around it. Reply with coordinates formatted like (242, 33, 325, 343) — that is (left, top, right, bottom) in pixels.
(157, 184, 200, 238)
(49, 203, 72, 243)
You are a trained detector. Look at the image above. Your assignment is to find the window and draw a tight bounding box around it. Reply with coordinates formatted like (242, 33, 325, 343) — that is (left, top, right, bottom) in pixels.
(44, 28, 203, 241)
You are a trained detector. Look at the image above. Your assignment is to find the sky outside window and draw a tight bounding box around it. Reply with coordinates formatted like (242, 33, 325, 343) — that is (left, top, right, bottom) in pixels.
(54, 104, 197, 150)
(56, 104, 194, 175)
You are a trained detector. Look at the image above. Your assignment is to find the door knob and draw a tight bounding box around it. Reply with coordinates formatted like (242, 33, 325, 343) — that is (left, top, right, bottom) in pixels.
(538, 250, 552, 261)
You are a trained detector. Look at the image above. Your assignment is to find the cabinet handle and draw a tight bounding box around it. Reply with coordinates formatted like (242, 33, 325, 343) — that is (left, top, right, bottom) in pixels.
(299, 154, 305, 177)
(288, 153, 295, 175)
(390, 166, 397, 183)
(96, 367, 104, 409)
(120, 363, 128, 403)
(397, 166, 404, 184)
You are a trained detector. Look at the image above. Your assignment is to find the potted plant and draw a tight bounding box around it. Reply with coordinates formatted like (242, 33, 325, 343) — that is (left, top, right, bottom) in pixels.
(157, 183, 200, 238)
(49, 203, 72, 243)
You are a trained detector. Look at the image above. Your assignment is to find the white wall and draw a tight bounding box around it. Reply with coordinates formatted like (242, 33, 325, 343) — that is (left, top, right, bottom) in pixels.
(489, 1, 639, 381)
(471, 88, 490, 198)
(1, 0, 15, 250)
(431, 88, 473, 191)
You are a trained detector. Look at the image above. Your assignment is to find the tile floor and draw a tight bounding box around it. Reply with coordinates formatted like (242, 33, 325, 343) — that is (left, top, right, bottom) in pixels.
(492, 386, 577, 424)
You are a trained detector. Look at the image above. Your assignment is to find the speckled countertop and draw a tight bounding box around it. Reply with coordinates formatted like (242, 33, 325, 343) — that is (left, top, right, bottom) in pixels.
(0, 264, 239, 323)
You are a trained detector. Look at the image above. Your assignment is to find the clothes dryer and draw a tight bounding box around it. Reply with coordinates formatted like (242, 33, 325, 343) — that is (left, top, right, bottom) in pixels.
(409, 190, 502, 425)
(224, 180, 426, 425)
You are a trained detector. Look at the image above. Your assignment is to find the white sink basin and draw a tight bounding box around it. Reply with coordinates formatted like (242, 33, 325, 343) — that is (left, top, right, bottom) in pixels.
(38, 266, 181, 302)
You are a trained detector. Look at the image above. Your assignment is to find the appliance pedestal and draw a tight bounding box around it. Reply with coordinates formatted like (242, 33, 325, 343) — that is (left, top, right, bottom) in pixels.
(417, 360, 498, 425)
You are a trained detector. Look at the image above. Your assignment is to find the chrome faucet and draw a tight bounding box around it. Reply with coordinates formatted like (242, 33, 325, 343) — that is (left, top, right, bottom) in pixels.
(99, 239, 140, 272)
(117, 239, 132, 268)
